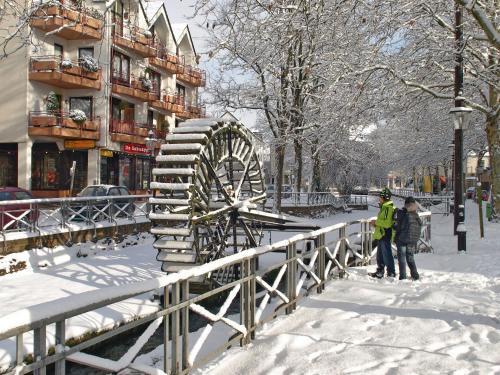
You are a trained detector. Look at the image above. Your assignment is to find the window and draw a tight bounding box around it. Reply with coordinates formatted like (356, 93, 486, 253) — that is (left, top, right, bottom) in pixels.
(176, 84, 186, 107)
(112, 51, 130, 83)
(118, 155, 132, 189)
(79, 47, 94, 59)
(0, 192, 12, 201)
(112, 0, 124, 35)
(147, 110, 154, 127)
(149, 71, 161, 98)
(54, 44, 63, 58)
(69, 97, 93, 119)
(108, 187, 121, 196)
(135, 158, 151, 190)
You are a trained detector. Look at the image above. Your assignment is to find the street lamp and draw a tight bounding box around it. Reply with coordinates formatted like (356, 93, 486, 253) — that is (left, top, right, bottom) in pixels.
(450, 106, 472, 252)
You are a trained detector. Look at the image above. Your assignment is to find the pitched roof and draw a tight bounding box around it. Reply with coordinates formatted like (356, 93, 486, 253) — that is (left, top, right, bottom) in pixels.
(142, 0, 165, 24)
(171, 23, 196, 55)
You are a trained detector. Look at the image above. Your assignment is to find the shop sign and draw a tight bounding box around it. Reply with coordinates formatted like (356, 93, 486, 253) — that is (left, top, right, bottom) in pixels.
(123, 143, 150, 155)
(64, 140, 96, 150)
(100, 149, 114, 158)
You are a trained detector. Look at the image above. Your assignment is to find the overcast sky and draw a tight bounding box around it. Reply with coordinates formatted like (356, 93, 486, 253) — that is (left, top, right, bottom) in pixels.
(162, 0, 258, 128)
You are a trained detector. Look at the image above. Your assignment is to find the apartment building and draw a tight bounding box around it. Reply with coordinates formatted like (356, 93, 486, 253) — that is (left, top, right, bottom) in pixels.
(0, 0, 206, 197)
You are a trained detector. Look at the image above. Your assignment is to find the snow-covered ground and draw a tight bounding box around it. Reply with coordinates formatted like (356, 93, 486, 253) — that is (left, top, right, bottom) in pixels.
(0, 204, 370, 371)
(194, 201, 500, 375)
(0, 198, 498, 374)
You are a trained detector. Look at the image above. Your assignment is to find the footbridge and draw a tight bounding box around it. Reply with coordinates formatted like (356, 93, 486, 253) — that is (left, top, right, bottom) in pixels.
(0, 210, 432, 375)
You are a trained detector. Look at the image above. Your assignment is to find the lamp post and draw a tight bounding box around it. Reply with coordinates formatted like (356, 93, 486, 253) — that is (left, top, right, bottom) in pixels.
(450, 106, 472, 252)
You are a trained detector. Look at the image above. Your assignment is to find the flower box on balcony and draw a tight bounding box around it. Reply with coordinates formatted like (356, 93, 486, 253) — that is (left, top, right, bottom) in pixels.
(176, 65, 185, 75)
(31, 114, 58, 127)
(81, 70, 99, 80)
(131, 31, 150, 46)
(85, 16, 101, 29)
(35, 5, 60, 17)
(167, 54, 178, 64)
(61, 65, 82, 76)
(32, 60, 58, 71)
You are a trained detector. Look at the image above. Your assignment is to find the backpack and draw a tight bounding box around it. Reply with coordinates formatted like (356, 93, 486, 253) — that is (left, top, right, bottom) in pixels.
(407, 213, 422, 245)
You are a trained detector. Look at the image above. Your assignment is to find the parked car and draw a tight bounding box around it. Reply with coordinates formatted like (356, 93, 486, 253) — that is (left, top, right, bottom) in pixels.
(67, 185, 134, 221)
(0, 187, 38, 231)
(466, 187, 476, 199)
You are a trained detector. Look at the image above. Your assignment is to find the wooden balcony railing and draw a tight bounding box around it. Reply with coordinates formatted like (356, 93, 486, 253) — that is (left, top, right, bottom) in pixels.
(148, 48, 180, 75)
(29, 56, 102, 90)
(30, 3, 103, 40)
(176, 104, 206, 120)
(28, 111, 100, 140)
(149, 93, 184, 114)
(176, 64, 206, 87)
(111, 73, 159, 102)
(110, 119, 166, 146)
(112, 20, 157, 58)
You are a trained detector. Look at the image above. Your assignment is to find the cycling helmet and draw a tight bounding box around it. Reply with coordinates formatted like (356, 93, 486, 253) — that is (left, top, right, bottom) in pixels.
(379, 187, 392, 200)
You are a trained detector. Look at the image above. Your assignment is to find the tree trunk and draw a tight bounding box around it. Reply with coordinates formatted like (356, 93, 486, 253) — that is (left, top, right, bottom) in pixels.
(485, 115, 500, 218)
(311, 149, 321, 192)
(293, 139, 302, 193)
(274, 143, 286, 213)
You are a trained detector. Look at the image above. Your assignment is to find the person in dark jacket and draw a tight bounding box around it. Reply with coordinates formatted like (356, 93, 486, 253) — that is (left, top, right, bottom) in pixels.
(394, 196, 421, 280)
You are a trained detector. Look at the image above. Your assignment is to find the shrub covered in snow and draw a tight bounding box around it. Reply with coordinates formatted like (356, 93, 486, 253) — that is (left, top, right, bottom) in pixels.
(81, 55, 98, 72)
(140, 76, 152, 92)
(46, 92, 60, 112)
(69, 109, 87, 124)
(61, 59, 73, 69)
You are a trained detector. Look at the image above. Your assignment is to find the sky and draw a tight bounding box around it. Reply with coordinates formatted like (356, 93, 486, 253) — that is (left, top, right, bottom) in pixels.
(162, 0, 258, 128)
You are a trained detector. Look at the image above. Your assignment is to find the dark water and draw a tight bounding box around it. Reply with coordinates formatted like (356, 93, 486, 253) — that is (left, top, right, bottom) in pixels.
(65, 292, 244, 375)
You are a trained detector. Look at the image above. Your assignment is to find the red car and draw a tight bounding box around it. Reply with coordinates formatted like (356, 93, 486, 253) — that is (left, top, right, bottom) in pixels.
(0, 187, 38, 231)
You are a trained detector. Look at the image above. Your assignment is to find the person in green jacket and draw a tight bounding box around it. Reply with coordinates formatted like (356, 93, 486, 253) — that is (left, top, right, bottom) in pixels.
(369, 188, 396, 278)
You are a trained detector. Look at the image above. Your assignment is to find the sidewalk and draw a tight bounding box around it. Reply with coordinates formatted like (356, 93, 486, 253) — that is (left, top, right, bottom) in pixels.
(190, 201, 500, 374)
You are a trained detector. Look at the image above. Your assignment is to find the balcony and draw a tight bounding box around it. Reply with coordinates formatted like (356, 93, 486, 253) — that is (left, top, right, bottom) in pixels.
(30, 56, 102, 90)
(112, 21, 157, 58)
(176, 104, 206, 120)
(29, 111, 100, 140)
(176, 65, 206, 87)
(148, 50, 179, 75)
(112, 73, 158, 102)
(150, 93, 184, 114)
(30, 4, 103, 40)
(110, 119, 154, 144)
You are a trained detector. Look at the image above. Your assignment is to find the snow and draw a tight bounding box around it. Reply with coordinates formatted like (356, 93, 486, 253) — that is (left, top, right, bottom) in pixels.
(191, 200, 500, 375)
(0, 198, 498, 374)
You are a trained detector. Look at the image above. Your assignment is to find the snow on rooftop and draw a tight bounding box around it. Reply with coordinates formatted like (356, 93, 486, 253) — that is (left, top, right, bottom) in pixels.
(171, 23, 188, 42)
(142, 0, 164, 23)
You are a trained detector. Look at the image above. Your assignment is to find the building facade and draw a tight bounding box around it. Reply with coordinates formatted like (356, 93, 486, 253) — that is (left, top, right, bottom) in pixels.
(0, 0, 205, 197)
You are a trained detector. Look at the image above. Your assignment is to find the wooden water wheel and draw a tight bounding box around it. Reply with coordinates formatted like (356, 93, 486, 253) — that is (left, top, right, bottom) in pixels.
(149, 119, 290, 283)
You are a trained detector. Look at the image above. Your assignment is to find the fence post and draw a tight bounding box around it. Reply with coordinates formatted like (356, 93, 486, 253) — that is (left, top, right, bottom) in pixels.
(163, 285, 169, 374)
(33, 325, 47, 375)
(240, 258, 253, 345)
(285, 243, 297, 314)
(54, 320, 66, 375)
(181, 280, 189, 371)
(16, 334, 23, 368)
(338, 225, 346, 278)
(171, 281, 180, 374)
(316, 234, 326, 293)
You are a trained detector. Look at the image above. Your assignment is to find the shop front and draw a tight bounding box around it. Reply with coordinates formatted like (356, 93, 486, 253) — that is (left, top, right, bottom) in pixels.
(0, 143, 17, 187)
(100, 143, 153, 193)
(31, 142, 90, 197)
